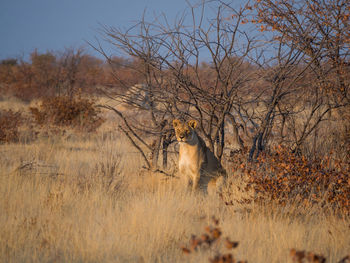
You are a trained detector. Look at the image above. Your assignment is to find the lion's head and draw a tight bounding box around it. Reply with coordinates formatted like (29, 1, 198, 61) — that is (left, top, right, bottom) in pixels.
(172, 119, 198, 143)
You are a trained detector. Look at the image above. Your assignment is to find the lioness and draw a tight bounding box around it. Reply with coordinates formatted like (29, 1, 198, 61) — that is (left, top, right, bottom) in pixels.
(172, 119, 226, 194)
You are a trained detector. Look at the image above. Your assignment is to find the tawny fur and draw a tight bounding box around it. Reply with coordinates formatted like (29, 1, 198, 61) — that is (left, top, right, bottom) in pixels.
(173, 119, 226, 194)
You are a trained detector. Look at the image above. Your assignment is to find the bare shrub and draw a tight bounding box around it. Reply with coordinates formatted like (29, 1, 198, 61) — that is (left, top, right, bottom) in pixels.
(96, 1, 253, 170)
(30, 95, 104, 132)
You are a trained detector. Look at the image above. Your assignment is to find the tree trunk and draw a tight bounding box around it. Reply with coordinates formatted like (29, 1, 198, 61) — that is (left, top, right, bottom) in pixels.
(162, 139, 169, 169)
(151, 137, 162, 169)
(216, 121, 225, 161)
(228, 114, 244, 152)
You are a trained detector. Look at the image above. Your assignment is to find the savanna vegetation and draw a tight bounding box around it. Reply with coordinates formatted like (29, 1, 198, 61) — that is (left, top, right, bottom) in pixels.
(0, 0, 349, 262)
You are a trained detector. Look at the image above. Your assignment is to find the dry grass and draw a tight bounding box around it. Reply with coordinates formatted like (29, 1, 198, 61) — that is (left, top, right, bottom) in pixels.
(0, 131, 349, 263)
(0, 98, 349, 262)
(0, 96, 43, 114)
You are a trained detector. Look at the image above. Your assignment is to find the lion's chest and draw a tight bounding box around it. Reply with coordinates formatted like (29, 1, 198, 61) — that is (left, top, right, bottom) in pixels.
(179, 155, 194, 170)
(178, 144, 202, 173)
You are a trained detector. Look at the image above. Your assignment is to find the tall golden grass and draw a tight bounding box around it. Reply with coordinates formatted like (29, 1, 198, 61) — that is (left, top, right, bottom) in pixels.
(0, 97, 348, 262)
(1, 128, 349, 263)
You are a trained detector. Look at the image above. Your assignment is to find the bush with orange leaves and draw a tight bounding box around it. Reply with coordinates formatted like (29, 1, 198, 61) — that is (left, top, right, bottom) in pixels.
(290, 249, 350, 263)
(181, 217, 246, 263)
(0, 109, 23, 143)
(226, 146, 350, 215)
(30, 95, 104, 132)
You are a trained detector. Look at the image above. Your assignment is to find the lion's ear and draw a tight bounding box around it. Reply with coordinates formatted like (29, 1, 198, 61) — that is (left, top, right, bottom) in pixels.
(173, 119, 181, 128)
(188, 119, 198, 129)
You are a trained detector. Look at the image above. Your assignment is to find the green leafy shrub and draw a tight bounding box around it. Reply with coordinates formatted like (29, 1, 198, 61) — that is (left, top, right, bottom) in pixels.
(30, 95, 104, 132)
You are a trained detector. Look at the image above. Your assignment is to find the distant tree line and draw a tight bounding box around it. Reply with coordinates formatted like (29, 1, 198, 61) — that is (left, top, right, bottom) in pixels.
(0, 48, 147, 101)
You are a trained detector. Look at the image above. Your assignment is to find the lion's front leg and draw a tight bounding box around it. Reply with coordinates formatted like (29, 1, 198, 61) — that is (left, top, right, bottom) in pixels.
(183, 174, 192, 190)
(191, 171, 200, 191)
(179, 166, 191, 190)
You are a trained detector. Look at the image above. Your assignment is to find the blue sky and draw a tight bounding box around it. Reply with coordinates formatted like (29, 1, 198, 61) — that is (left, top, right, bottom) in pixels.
(0, 0, 203, 60)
